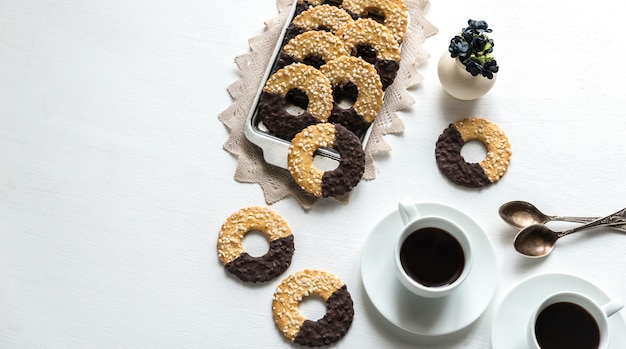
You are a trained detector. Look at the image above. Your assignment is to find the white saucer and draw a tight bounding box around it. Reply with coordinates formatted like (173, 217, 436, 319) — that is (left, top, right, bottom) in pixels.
(360, 202, 497, 336)
(492, 273, 626, 348)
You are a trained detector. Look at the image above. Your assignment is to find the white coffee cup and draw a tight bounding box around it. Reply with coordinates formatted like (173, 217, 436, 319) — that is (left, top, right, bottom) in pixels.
(527, 291, 624, 349)
(394, 199, 473, 298)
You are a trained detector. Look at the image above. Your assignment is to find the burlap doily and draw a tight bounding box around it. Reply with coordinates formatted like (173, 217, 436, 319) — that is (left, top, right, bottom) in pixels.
(219, 0, 438, 209)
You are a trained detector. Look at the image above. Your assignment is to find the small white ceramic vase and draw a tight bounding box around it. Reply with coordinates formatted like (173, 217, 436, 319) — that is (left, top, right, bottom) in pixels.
(437, 52, 497, 100)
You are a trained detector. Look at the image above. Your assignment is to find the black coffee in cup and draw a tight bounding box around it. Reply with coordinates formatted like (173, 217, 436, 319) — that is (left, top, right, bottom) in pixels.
(399, 227, 465, 287)
(534, 301, 600, 349)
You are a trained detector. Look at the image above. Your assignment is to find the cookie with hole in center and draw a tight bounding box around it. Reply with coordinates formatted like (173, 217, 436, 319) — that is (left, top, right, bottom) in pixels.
(341, 0, 409, 43)
(272, 269, 354, 347)
(335, 18, 401, 90)
(277, 30, 348, 70)
(217, 206, 295, 283)
(320, 56, 383, 137)
(435, 117, 512, 188)
(284, 4, 354, 45)
(288, 123, 365, 198)
(257, 63, 333, 140)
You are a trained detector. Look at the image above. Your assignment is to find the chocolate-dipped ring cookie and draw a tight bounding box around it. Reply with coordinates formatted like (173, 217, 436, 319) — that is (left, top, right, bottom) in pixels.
(435, 117, 512, 188)
(292, 5, 353, 34)
(277, 30, 348, 70)
(258, 63, 333, 140)
(272, 269, 354, 347)
(341, 0, 409, 43)
(335, 18, 401, 89)
(217, 206, 295, 283)
(285, 5, 354, 43)
(320, 56, 383, 136)
(288, 123, 365, 198)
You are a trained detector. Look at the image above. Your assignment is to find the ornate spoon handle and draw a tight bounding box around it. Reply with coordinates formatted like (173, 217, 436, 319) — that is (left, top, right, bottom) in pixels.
(558, 208, 626, 238)
(550, 215, 626, 231)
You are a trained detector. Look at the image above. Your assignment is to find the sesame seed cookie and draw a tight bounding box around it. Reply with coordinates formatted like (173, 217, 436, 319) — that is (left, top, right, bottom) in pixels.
(277, 30, 348, 70)
(320, 56, 383, 137)
(285, 4, 354, 44)
(288, 123, 365, 198)
(341, 0, 409, 43)
(217, 206, 294, 283)
(335, 18, 401, 89)
(435, 117, 512, 188)
(272, 269, 354, 347)
(258, 63, 333, 140)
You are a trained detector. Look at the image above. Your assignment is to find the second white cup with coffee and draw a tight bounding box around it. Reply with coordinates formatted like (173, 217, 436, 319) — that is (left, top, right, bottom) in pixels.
(394, 199, 473, 298)
(527, 292, 623, 349)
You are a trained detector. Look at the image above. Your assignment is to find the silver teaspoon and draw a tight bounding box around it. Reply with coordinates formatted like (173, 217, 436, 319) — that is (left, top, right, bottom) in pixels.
(513, 207, 626, 258)
(499, 200, 626, 231)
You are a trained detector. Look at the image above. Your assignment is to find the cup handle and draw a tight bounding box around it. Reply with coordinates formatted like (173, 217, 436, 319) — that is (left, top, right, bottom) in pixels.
(603, 298, 624, 317)
(398, 199, 420, 225)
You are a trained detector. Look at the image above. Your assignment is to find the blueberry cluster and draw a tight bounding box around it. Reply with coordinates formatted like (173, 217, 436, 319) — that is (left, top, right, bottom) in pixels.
(448, 19, 499, 79)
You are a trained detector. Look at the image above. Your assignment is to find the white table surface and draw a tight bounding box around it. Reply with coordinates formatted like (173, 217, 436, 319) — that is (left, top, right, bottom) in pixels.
(2, 0, 626, 348)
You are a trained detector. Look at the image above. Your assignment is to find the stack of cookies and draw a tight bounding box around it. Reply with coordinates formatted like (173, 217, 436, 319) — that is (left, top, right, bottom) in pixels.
(255, 0, 409, 198)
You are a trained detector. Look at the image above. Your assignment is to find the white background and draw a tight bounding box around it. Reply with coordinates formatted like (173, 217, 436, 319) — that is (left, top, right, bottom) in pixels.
(2, 0, 626, 348)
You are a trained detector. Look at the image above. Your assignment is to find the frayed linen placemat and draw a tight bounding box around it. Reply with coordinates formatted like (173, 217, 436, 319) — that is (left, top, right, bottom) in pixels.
(218, 0, 437, 209)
